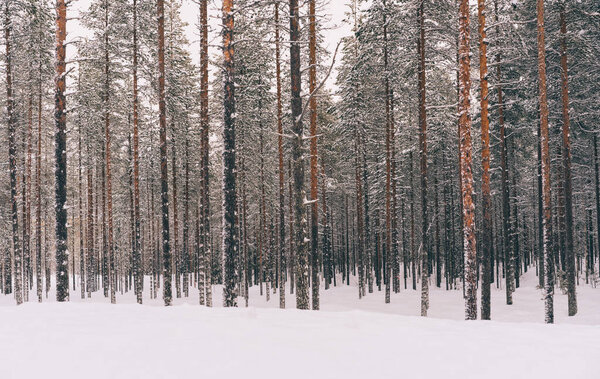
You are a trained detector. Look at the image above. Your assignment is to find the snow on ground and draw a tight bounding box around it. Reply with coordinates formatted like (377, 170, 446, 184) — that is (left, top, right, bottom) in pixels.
(1, 270, 598, 379)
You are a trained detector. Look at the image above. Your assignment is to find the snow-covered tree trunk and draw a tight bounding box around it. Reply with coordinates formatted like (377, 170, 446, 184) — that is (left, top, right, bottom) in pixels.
(132, 0, 142, 305)
(222, 0, 238, 307)
(274, 1, 285, 310)
(493, 0, 514, 305)
(383, 0, 393, 304)
(478, 0, 492, 320)
(54, 0, 69, 303)
(5, 0, 22, 304)
(458, 0, 477, 321)
(289, 0, 310, 310)
(36, 45, 43, 302)
(308, 0, 320, 311)
(536, 0, 554, 324)
(559, 1, 577, 317)
(417, 0, 429, 317)
(157, 0, 172, 306)
(103, 0, 116, 305)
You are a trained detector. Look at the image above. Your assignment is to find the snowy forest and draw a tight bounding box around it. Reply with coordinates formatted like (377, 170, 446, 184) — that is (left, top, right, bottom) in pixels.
(1, 0, 600, 377)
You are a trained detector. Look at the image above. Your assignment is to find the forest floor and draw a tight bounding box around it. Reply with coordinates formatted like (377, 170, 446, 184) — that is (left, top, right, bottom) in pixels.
(1, 270, 598, 378)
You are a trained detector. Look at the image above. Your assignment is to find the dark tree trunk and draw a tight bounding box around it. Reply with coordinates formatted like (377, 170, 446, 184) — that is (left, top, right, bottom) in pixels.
(417, 0, 429, 316)
(157, 0, 172, 306)
(308, 0, 320, 311)
(222, 0, 238, 307)
(459, 0, 477, 320)
(54, 0, 69, 302)
(132, 0, 142, 304)
(274, 2, 285, 309)
(536, 0, 554, 324)
(559, 1, 577, 316)
(478, 0, 492, 320)
(5, 2, 21, 303)
(289, 0, 309, 309)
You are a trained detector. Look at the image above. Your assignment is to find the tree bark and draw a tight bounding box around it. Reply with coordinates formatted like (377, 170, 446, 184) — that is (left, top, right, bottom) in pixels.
(536, 0, 554, 324)
(222, 0, 238, 307)
(132, 0, 142, 304)
(559, 1, 577, 317)
(103, 0, 116, 305)
(308, 0, 320, 310)
(54, 0, 69, 302)
(5, 2, 22, 302)
(478, 0, 492, 320)
(157, 0, 172, 306)
(459, 0, 477, 320)
(383, 0, 393, 304)
(417, 0, 429, 317)
(274, 1, 285, 309)
(493, 0, 514, 304)
(289, 0, 309, 309)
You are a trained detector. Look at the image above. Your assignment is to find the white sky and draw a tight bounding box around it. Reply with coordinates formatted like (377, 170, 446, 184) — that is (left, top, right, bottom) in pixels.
(68, 0, 353, 90)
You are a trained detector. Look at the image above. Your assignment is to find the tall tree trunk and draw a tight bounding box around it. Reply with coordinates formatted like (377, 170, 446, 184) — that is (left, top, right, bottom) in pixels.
(536, 0, 554, 324)
(417, 0, 429, 317)
(288, 160, 295, 294)
(383, 0, 393, 304)
(559, 1, 577, 317)
(308, 0, 320, 310)
(199, 0, 210, 306)
(103, 2, 116, 305)
(274, 1, 285, 309)
(36, 51, 43, 302)
(87, 147, 94, 297)
(478, 0, 492, 320)
(594, 135, 600, 279)
(183, 118, 190, 298)
(493, 0, 514, 304)
(222, 0, 238, 307)
(459, 0, 477, 320)
(171, 130, 180, 299)
(5, 2, 22, 303)
(78, 111, 85, 299)
(24, 93, 33, 300)
(132, 0, 142, 304)
(289, 0, 309, 310)
(54, 0, 69, 302)
(157, 0, 172, 306)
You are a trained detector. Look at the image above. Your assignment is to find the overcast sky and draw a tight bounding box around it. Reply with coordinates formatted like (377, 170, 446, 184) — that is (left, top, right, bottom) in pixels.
(69, 0, 353, 91)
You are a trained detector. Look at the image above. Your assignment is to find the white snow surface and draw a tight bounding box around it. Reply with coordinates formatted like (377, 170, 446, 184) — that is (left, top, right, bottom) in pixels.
(1, 271, 599, 379)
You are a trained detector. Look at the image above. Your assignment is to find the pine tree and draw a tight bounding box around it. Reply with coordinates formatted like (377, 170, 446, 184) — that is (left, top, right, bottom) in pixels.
(54, 0, 69, 302)
(274, 0, 286, 310)
(289, 0, 310, 310)
(132, 0, 142, 305)
(478, 0, 492, 320)
(536, 0, 554, 324)
(157, 0, 172, 306)
(558, 0, 577, 317)
(222, 0, 238, 307)
(308, 0, 320, 311)
(417, 0, 429, 317)
(458, 0, 477, 320)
